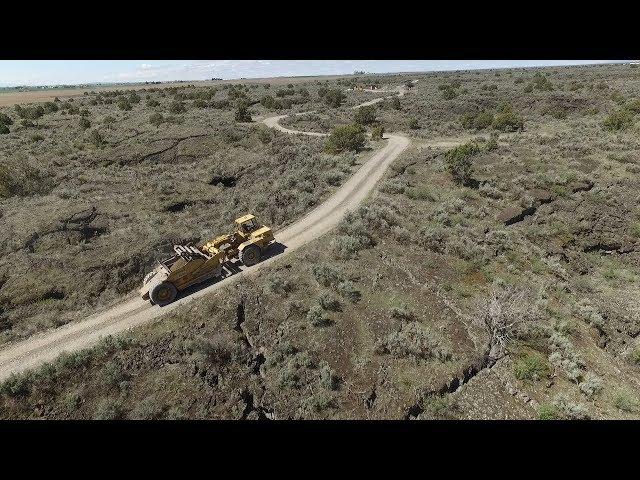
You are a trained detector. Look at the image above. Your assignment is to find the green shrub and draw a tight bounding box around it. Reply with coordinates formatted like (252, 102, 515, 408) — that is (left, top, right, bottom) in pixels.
(15, 104, 45, 120)
(260, 95, 280, 109)
(461, 111, 494, 130)
(626, 98, 640, 114)
(538, 403, 559, 420)
(613, 392, 637, 412)
(311, 264, 343, 287)
(0, 372, 33, 397)
(20, 119, 35, 128)
(532, 72, 554, 91)
(514, 352, 550, 381)
(128, 92, 141, 104)
(275, 88, 295, 98)
(442, 87, 458, 100)
(146, 98, 160, 108)
(335, 280, 361, 302)
(318, 292, 341, 311)
(79, 117, 91, 130)
(409, 118, 420, 130)
(30, 134, 44, 143)
(611, 91, 626, 105)
(234, 102, 252, 122)
(117, 98, 132, 111)
(256, 124, 272, 144)
(444, 141, 481, 185)
(578, 371, 602, 398)
(380, 322, 450, 362)
(331, 234, 370, 258)
(93, 397, 123, 420)
(149, 112, 164, 126)
(354, 105, 376, 125)
(390, 304, 415, 321)
(602, 109, 634, 131)
(492, 105, 524, 132)
(87, 130, 104, 148)
(102, 115, 116, 125)
(552, 394, 590, 419)
(0, 113, 14, 125)
(390, 96, 401, 110)
(325, 124, 365, 154)
(0, 124, 9, 135)
(632, 347, 640, 365)
(371, 125, 384, 140)
(0, 162, 50, 199)
(102, 360, 126, 388)
(319, 362, 340, 390)
(307, 304, 326, 327)
(323, 89, 346, 108)
(169, 100, 186, 114)
(265, 273, 296, 295)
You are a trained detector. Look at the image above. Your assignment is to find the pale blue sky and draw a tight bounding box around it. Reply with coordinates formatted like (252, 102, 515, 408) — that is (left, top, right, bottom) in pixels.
(0, 60, 622, 87)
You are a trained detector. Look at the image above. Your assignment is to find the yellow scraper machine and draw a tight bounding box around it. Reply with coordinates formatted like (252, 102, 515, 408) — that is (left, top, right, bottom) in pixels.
(140, 214, 275, 306)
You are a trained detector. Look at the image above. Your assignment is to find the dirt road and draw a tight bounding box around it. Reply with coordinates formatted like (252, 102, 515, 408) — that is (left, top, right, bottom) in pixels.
(0, 87, 411, 381)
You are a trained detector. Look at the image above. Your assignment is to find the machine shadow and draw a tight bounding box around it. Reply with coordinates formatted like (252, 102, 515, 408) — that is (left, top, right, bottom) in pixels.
(175, 241, 288, 301)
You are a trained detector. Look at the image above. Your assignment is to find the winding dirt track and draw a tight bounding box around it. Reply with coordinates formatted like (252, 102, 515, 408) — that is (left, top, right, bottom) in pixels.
(0, 87, 411, 381)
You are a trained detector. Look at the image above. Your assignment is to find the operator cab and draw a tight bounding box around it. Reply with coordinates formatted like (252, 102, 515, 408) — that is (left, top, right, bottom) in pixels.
(235, 214, 261, 235)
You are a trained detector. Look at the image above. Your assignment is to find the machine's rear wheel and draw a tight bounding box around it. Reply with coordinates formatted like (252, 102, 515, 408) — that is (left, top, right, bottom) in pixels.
(241, 245, 261, 266)
(150, 282, 177, 306)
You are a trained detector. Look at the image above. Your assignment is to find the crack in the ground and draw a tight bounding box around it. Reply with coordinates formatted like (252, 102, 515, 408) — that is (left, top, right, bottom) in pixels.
(404, 351, 496, 419)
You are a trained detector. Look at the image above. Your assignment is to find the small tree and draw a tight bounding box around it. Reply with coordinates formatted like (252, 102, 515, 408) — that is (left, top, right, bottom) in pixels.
(260, 95, 280, 109)
(324, 89, 346, 108)
(234, 101, 252, 122)
(444, 142, 481, 186)
(354, 105, 376, 125)
(371, 125, 384, 140)
(325, 124, 366, 154)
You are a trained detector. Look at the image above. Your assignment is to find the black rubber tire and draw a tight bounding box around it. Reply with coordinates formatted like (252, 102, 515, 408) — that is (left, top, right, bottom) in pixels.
(150, 282, 177, 306)
(241, 245, 261, 266)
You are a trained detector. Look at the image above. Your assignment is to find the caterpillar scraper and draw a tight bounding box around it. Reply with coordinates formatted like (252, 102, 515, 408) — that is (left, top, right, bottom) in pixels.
(140, 214, 275, 306)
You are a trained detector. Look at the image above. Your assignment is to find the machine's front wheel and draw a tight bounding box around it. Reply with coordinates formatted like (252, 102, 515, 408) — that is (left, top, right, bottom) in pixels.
(150, 282, 177, 306)
(241, 245, 261, 266)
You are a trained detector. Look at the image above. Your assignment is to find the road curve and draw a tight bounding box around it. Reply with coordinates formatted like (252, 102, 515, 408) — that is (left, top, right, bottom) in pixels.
(0, 87, 411, 381)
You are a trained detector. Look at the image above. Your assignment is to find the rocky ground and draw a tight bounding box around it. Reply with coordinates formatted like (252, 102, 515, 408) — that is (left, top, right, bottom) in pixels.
(1, 64, 640, 419)
(0, 79, 388, 343)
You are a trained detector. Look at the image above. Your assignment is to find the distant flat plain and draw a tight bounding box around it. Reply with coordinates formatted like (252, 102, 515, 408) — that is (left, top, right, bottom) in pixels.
(0, 72, 415, 107)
